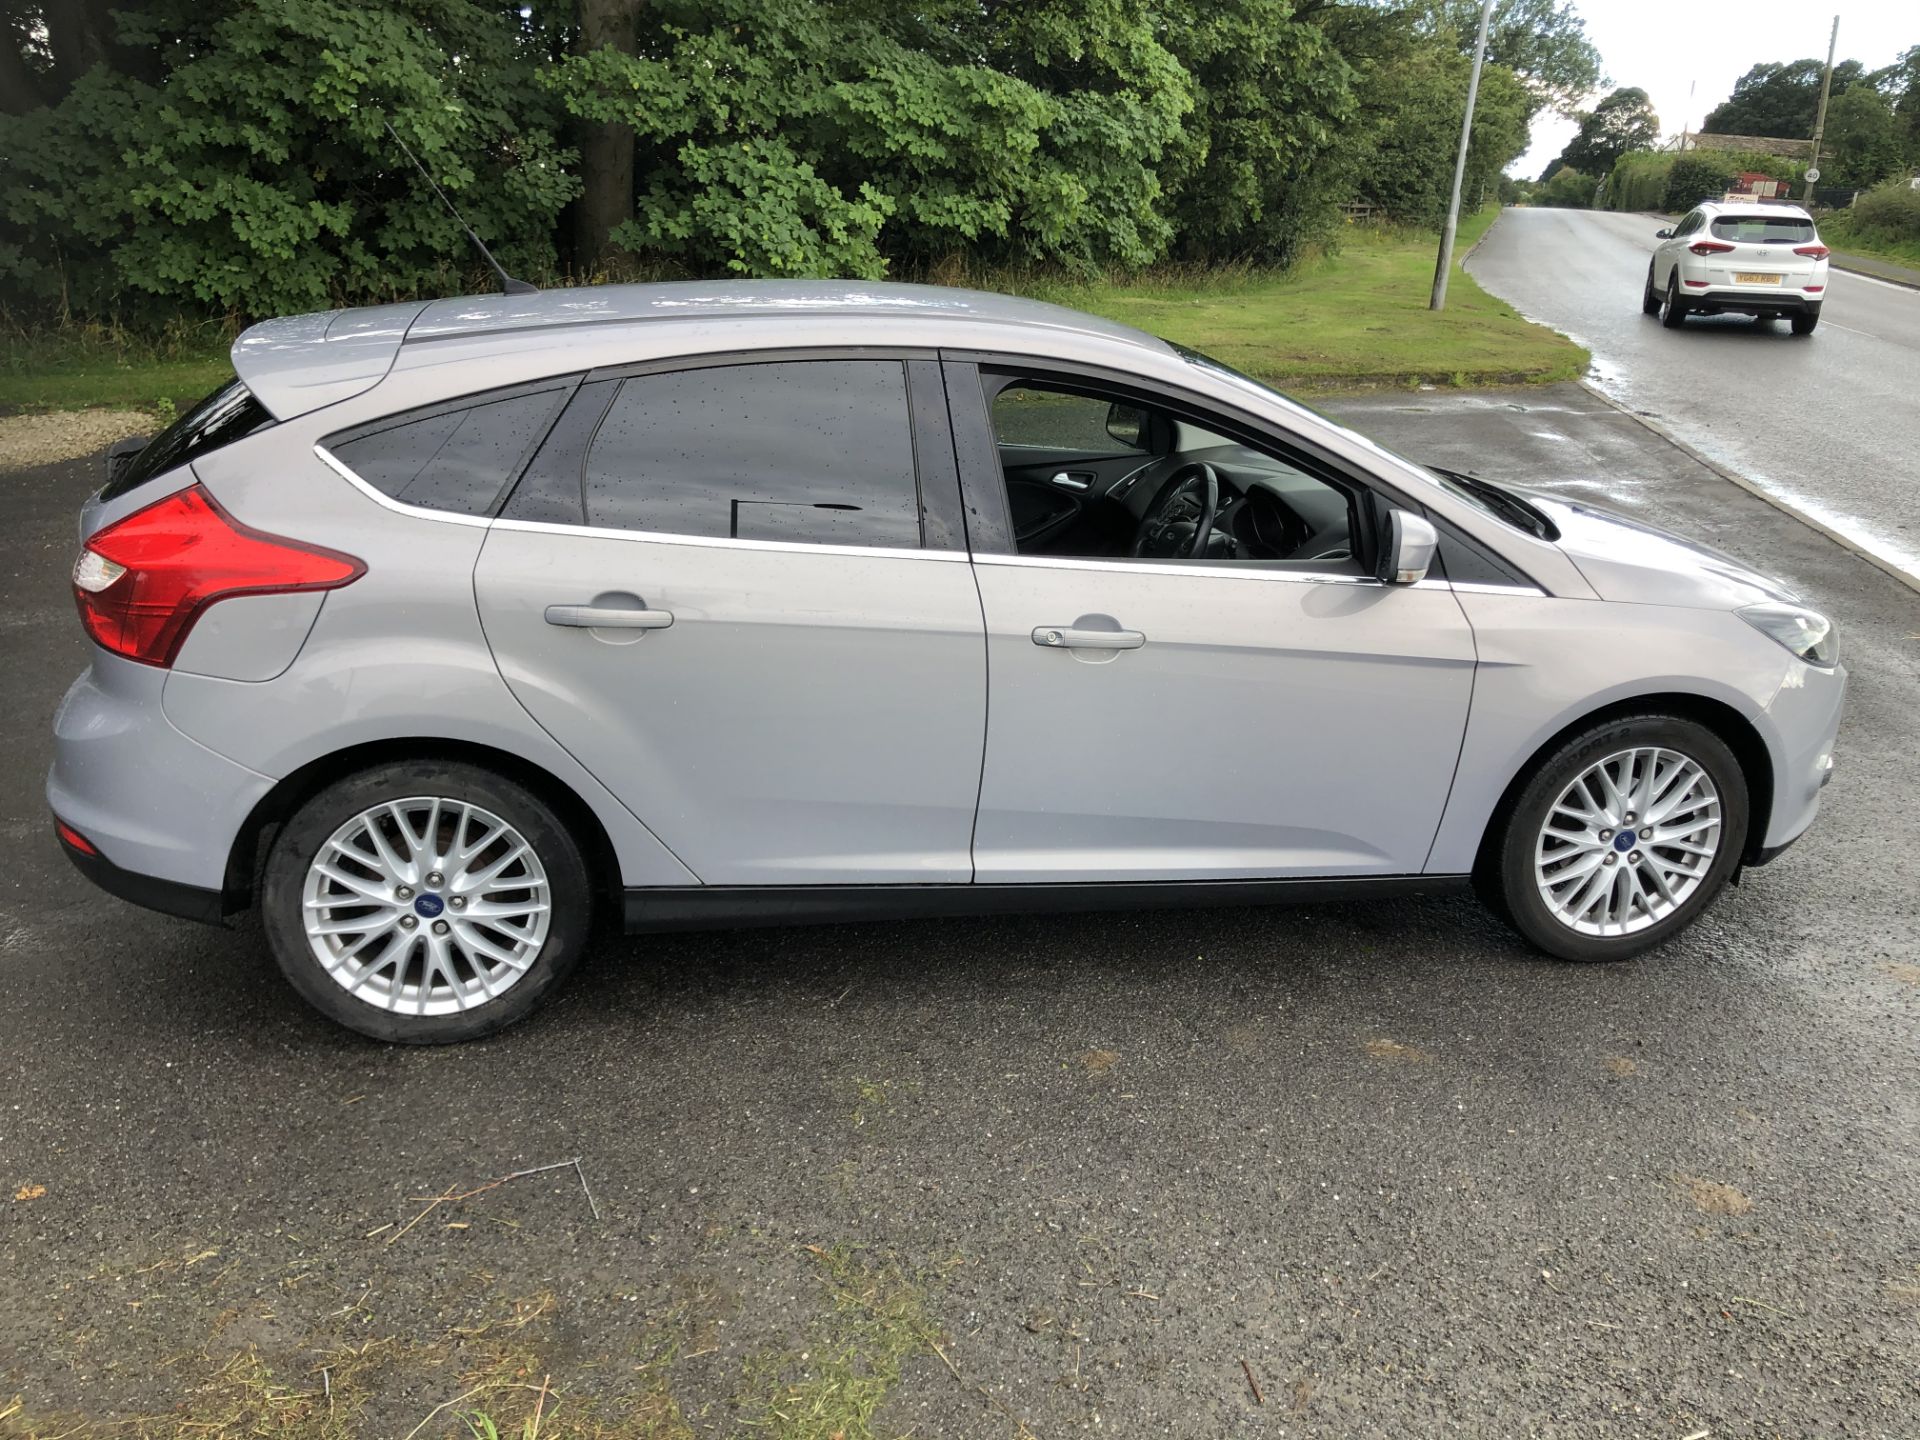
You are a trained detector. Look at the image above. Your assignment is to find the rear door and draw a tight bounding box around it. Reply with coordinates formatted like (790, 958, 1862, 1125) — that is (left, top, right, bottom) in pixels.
(1700, 210, 1824, 290)
(473, 355, 987, 885)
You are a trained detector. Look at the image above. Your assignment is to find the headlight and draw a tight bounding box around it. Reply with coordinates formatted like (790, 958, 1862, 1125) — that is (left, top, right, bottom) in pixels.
(1739, 603, 1837, 667)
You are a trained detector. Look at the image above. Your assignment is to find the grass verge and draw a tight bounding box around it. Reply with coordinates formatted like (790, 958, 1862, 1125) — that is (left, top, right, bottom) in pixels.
(1815, 213, 1920, 273)
(1009, 207, 1587, 391)
(0, 207, 1584, 418)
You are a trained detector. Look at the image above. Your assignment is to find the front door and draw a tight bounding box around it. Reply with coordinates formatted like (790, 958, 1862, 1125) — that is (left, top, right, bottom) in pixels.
(474, 357, 986, 885)
(952, 364, 1477, 882)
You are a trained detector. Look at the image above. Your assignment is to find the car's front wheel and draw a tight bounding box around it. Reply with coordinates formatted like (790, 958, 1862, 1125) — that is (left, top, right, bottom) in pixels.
(1483, 714, 1749, 962)
(261, 760, 593, 1043)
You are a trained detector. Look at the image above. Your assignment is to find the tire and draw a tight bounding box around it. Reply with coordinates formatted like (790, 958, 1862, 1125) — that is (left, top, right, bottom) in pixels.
(1791, 306, 1820, 336)
(1659, 272, 1689, 328)
(261, 760, 593, 1043)
(1480, 713, 1750, 963)
(1641, 261, 1660, 315)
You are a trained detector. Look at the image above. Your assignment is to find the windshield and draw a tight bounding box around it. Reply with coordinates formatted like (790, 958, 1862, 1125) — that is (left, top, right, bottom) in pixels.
(103, 377, 275, 501)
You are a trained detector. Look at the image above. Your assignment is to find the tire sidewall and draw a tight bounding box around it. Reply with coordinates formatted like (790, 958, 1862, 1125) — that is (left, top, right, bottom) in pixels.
(1496, 715, 1750, 962)
(262, 761, 592, 1043)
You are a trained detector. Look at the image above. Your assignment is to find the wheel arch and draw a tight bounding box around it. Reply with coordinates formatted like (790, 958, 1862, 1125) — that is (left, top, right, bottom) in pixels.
(222, 737, 625, 924)
(1471, 691, 1775, 877)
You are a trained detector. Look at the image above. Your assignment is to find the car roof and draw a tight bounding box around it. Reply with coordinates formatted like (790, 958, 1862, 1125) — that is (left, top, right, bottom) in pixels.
(407, 280, 1167, 349)
(235, 280, 1172, 418)
(1697, 201, 1814, 219)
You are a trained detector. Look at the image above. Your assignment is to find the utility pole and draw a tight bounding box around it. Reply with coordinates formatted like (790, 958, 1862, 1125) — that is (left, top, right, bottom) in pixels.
(1803, 15, 1839, 205)
(1430, 0, 1496, 311)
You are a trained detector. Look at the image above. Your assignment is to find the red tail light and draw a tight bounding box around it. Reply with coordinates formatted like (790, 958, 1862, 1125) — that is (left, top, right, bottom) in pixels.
(72, 484, 364, 667)
(1689, 240, 1735, 255)
(1793, 243, 1830, 259)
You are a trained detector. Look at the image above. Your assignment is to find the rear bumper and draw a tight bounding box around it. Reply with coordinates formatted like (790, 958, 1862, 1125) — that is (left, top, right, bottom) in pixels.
(1686, 288, 1820, 315)
(46, 650, 273, 907)
(56, 824, 226, 924)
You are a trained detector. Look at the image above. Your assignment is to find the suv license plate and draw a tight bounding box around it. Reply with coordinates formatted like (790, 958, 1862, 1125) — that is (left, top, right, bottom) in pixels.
(1734, 272, 1782, 285)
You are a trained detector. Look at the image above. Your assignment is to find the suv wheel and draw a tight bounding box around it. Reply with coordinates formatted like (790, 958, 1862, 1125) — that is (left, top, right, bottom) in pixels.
(1483, 714, 1749, 962)
(261, 760, 592, 1043)
(1791, 306, 1820, 336)
(1641, 261, 1660, 315)
(1659, 272, 1689, 328)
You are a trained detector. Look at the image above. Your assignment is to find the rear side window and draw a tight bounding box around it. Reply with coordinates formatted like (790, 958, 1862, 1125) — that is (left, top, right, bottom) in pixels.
(1710, 214, 1816, 244)
(325, 383, 572, 517)
(103, 378, 274, 501)
(579, 360, 922, 548)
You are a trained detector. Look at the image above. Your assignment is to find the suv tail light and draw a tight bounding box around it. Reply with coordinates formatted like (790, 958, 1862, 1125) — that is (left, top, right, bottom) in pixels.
(72, 484, 364, 667)
(1793, 243, 1830, 259)
(1689, 240, 1735, 255)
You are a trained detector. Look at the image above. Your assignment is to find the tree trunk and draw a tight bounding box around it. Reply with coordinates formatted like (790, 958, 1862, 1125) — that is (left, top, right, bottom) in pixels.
(573, 0, 638, 278)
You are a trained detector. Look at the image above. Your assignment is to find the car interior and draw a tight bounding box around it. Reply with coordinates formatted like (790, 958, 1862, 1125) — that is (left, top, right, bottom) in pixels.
(984, 376, 1373, 572)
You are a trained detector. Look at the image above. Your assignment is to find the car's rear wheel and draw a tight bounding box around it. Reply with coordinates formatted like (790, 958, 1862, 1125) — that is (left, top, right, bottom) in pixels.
(1659, 272, 1689, 328)
(1641, 261, 1660, 315)
(1791, 306, 1820, 336)
(261, 760, 592, 1043)
(1482, 714, 1749, 962)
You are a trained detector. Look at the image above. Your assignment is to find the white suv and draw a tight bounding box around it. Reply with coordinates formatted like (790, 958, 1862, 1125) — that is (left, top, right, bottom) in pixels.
(1643, 202, 1830, 334)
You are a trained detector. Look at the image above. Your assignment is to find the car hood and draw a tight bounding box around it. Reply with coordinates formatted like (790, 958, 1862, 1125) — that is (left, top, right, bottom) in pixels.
(1512, 487, 1802, 610)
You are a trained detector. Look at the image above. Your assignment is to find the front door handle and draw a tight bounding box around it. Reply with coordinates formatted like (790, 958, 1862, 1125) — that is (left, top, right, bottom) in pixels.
(1032, 625, 1145, 651)
(1050, 471, 1093, 491)
(545, 604, 674, 630)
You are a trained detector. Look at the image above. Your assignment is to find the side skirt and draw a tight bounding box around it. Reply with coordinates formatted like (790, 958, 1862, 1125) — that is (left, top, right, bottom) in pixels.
(623, 875, 1470, 934)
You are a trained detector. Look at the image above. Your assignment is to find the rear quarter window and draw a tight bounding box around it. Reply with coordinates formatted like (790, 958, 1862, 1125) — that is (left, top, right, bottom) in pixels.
(103, 378, 275, 501)
(324, 381, 574, 518)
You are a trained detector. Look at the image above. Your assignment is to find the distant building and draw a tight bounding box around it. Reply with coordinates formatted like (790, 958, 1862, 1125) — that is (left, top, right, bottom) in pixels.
(1664, 132, 1814, 161)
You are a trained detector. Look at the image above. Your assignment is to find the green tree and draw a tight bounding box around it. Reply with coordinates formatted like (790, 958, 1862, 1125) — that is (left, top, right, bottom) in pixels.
(1158, 0, 1356, 264)
(0, 0, 576, 320)
(1419, 0, 1602, 114)
(1553, 86, 1658, 178)
(1866, 44, 1920, 165)
(1536, 164, 1592, 208)
(1822, 84, 1904, 188)
(1703, 57, 1868, 138)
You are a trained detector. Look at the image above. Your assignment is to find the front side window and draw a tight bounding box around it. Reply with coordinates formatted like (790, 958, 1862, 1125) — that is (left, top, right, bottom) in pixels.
(982, 369, 1363, 571)
(326, 384, 572, 517)
(581, 360, 922, 548)
(104, 377, 274, 502)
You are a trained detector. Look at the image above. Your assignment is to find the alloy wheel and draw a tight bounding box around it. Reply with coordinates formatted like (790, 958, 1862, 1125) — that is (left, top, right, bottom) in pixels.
(301, 796, 552, 1015)
(1534, 747, 1722, 937)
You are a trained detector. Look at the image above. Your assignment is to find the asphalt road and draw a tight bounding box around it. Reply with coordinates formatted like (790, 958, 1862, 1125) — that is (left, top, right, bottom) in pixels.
(1467, 206, 1920, 585)
(3, 401, 1918, 1437)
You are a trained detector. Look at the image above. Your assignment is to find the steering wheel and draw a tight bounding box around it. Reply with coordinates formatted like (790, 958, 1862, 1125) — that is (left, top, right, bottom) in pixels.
(1131, 462, 1219, 559)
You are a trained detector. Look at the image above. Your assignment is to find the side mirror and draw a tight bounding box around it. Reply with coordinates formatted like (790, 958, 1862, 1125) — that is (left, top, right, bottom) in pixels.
(1376, 511, 1438, 586)
(1105, 403, 1148, 449)
(1654, 228, 1672, 239)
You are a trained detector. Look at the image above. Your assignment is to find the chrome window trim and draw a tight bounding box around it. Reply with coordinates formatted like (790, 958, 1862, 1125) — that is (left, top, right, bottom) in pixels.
(318, 443, 957, 561)
(313, 444, 493, 530)
(317, 443, 1548, 586)
(488, 514, 962, 563)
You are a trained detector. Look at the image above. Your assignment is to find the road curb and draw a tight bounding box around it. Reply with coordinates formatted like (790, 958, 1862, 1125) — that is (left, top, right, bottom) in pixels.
(1577, 379, 1920, 598)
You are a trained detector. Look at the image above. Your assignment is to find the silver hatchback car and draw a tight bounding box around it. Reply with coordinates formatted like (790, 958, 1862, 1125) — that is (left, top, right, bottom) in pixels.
(50, 282, 1845, 1042)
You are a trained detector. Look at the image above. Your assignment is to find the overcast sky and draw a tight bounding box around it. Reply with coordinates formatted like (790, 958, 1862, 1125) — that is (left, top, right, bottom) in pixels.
(1513, 2, 1915, 177)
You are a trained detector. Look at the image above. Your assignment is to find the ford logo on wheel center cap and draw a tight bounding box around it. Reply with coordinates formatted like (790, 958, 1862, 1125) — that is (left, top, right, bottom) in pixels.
(414, 892, 446, 918)
(1614, 832, 1635, 853)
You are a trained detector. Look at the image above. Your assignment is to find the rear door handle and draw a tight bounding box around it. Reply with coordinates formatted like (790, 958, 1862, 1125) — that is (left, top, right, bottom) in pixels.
(1032, 625, 1145, 651)
(545, 604, 674, 630)
(1050, 471, 1093, 491)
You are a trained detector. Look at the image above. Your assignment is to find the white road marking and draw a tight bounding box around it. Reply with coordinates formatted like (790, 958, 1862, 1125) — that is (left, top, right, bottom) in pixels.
(1819, 319, 1879, 339)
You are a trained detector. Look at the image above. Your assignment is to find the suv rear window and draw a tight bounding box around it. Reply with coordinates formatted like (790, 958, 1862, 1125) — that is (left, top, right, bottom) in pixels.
(102, 377, 275, 502)
(1710, 215, 1816, 244)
